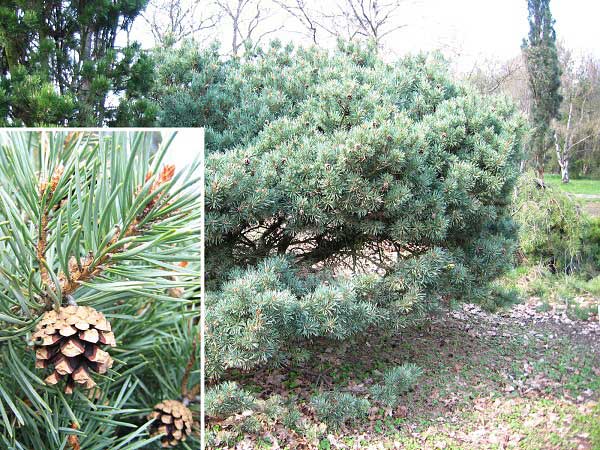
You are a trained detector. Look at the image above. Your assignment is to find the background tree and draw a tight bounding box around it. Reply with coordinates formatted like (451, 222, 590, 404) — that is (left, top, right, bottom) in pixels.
(521, 0, 562, 179)
(273, 0, 325, 44)
(275, 0, 408, 49)
(0, 1, 156, 126)
(215, 0, 283, 56)
(0, 130, 200, 448)
(143, 0, 221, 47)
(467, 56, 531, 114)
(553, 48, 600, 182)
(335, 0, 408, 48)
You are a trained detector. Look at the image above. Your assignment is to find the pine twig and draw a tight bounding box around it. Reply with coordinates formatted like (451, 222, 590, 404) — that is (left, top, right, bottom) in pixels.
(36, 133, 65, 305)
(67, 422, 81, 450)
(61, 165, 176, 295)
(187, 383, 200, 399)
(37, 212, 50, 286)
(36, 141, 65, 309)
(181, 335, 198, 400)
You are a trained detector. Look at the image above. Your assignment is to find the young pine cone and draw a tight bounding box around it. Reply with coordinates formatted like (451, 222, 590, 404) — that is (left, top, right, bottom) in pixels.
(33, 305, 116, 394)
(148, 400, 194, 447)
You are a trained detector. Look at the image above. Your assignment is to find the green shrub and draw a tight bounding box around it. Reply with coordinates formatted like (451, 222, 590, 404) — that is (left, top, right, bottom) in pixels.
(282, 407, 303, 431)
(513, 172, 586, 272)
(205, 429, 239, 449)
(237, 415, 262, 434)
(583, 216, 600, 268)
(202, 40, 525, 428)
(369, 363, 422, 407)
(310, 391, 370, 429)
(205, 382, 256, 419)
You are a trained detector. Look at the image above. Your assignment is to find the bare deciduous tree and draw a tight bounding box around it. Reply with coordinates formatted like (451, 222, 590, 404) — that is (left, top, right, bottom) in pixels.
(468, 55, 532, 116)
(341, 0, 407, 47)
(275, 0, 408, 48)
(143, 0, 221, 46)
(273, 0, 325, 44)
(553, 50, 600, 183)
(216, 0, 284, 56)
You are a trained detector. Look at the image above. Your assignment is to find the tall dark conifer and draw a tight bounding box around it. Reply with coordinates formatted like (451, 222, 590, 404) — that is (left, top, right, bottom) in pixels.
(0, 1, 156, 126)
(522, 0, 562, 178)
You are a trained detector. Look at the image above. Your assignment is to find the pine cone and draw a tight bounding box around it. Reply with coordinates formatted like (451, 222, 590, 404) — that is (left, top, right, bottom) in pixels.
(148, 400, 194, 448)
(32, 305, 116, 394)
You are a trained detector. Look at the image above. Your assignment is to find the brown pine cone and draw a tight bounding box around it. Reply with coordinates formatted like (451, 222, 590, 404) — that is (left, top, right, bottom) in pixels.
(32, 305, 116, 394)
(148, 400, 194, 448)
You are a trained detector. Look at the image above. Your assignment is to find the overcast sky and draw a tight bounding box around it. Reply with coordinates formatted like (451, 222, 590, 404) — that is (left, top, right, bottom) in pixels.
(128, 0, 599, 71)
(162, 129, 204, 172)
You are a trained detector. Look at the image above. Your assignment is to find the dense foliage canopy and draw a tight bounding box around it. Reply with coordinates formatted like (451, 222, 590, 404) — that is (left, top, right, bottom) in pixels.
(201, 42, 526, 384)
(0, 0, 155, 126)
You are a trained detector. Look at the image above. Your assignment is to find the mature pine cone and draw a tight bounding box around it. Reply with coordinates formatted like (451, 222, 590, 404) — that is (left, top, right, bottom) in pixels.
(32, 305, 116, 394)
(148, 400, 194, 448)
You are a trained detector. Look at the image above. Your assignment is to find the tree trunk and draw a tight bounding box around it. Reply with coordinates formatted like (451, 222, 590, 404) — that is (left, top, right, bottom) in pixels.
(535, 153, 544, 180)
(560, 159, 569, 183)
(536, 166, 544, 180)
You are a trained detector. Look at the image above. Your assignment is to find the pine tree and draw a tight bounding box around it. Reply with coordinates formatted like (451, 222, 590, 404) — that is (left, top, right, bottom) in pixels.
(203, 41, 526, 436)
(150, 41, 236, 133)
(0, 1, 156, 126)
(522, 0, 562, 179)
(0, 130, 200, 449)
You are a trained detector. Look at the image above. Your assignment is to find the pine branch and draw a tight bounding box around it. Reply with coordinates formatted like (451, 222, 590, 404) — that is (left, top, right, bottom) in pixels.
(0, 129, 201, 448)
(36, 134, 66, 289)
(44, 165, 177, 308)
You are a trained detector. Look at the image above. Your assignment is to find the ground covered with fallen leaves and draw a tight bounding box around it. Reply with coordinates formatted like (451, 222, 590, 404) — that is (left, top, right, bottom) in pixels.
(208, 288, 600, 450)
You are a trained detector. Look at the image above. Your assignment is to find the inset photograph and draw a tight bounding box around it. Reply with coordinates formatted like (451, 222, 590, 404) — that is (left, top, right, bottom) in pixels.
(0, 129, 201, 449)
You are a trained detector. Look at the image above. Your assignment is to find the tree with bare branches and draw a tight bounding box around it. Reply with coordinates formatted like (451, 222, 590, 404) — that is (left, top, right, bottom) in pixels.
(275, 0, 408, 49)
(341, 0, 408, 47)
(553, 50, 600, 183)
(143, 0, 221, 47)
(273, 0, 324, 44)
(468, 56, 531, 117)
(216, 0, 283, 56)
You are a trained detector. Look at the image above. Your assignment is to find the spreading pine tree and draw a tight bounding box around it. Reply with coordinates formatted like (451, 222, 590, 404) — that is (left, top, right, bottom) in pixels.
(201, 41, 526, 436)
(0, 130, 200, 449)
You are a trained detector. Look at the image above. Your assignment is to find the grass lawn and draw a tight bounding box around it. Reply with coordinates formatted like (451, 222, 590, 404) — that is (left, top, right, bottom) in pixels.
(545, 174, 600, 196)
